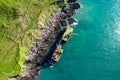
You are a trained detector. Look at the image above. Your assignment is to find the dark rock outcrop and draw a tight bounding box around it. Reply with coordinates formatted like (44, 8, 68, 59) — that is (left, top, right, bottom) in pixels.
(67, 18, 77, 25)
(67, 0, 77, 3)
(59, 20, 67, 26)
(69, 3, 81, 10)
(19, 77, 32, 80)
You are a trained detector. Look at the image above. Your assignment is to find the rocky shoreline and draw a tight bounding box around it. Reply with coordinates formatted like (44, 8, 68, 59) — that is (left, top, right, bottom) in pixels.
(18, 0, 80, 80)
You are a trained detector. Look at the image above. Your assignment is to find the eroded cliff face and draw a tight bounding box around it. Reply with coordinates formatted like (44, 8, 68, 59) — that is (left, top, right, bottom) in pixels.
(19, 0, 80, 80)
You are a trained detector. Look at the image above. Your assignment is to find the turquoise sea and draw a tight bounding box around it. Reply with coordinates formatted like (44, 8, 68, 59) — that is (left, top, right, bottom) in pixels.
(35, 0, 120, 80)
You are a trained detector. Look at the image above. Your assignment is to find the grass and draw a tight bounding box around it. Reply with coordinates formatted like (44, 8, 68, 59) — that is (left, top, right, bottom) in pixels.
(0, 36, 20, 80)
(0, 0, 60, 79)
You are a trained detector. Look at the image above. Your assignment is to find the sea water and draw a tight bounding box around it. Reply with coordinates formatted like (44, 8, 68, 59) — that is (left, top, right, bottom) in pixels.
(35, 0, 120, 80)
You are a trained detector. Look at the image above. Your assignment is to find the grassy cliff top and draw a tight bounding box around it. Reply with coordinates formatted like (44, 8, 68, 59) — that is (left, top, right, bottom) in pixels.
(0, 0, 60, 79)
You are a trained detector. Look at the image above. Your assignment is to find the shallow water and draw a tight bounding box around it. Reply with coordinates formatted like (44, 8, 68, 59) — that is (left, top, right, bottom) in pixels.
(35, 0, 120, 80)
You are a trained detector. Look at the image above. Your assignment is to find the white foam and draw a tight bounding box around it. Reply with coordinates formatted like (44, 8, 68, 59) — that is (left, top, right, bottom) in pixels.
(72, 22, 78, 25)
(80, 4, 83, 9)
(49, 65, 54, 68)
(72, 19, 78, 26)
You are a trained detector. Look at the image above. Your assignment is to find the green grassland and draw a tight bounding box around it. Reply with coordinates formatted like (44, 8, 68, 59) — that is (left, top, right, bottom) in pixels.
(0, 0, 60, 79)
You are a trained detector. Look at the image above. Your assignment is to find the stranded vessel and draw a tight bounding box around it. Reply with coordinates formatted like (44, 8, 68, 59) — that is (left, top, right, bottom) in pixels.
(41, 26, 74, 67)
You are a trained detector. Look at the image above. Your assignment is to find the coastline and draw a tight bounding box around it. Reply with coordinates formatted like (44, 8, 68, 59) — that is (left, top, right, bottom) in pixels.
(17, 0, 81, 80)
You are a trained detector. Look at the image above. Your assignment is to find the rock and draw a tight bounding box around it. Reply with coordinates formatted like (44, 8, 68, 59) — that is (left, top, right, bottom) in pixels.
(62, 7, 75, 17)
(19, 77, 32, 80)
(59, 13, 68, 19)
(67, 18, 77, 25)
(54, 22, 61, 28)
(67, 0, 77, 3)
(69, 3, 80, 10)
(66, 9, 75, 17)
(25, 60, 32, 64)
(59, 20, 67, 26)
